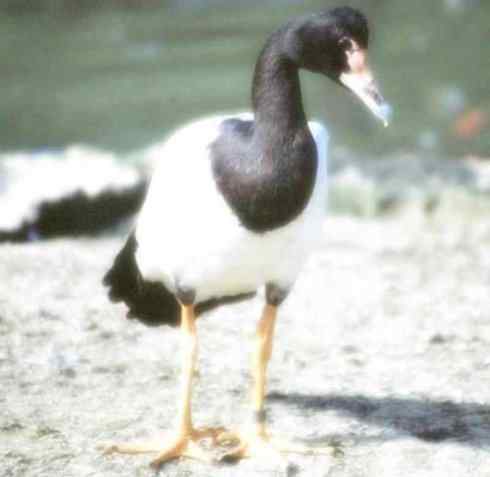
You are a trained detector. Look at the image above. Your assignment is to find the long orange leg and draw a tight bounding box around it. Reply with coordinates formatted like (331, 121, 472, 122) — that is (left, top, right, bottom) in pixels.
(102, 304, 224, 467)
(253, 304, 277, 438)
(220, 303, 331, 461)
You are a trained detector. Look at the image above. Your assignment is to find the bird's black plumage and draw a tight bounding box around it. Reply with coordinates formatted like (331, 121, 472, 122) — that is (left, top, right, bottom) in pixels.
(211, 55, 318, 233)
(103, 232, 180, 326)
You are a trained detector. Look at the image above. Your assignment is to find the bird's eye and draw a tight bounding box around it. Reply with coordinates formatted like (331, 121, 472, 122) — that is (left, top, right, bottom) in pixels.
(339, 37, 353, 50)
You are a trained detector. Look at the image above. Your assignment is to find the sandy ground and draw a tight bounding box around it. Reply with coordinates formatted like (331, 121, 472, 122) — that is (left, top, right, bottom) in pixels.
(2, 213, 490, 477)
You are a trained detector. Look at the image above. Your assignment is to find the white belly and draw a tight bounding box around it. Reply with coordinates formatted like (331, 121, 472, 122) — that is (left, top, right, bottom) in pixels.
(135, 114, 329, 302)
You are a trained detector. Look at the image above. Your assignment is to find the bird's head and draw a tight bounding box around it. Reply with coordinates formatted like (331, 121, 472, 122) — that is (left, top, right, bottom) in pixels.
(285, 6, 392, 126)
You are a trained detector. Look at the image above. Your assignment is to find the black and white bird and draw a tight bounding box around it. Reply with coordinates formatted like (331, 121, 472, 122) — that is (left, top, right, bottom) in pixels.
(103, 6, 390, 467)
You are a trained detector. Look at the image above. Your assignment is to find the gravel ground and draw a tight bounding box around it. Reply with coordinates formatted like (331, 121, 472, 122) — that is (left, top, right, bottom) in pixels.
(2, 212, 490, 477)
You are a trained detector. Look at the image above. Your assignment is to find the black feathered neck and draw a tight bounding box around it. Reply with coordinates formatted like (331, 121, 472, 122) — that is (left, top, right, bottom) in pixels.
(251, 29, 307, 136)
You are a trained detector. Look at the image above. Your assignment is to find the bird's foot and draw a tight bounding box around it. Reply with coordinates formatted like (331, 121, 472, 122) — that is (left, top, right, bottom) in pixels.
(100, 426, 227, 468)
(216, 429, 332, 462)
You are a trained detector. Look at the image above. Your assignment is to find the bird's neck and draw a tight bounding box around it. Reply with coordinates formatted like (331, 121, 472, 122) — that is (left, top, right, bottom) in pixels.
(251, 34, 307, 140)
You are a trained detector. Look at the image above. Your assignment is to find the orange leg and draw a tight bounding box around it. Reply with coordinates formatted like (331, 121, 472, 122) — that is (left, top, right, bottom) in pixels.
(219, 304, 331, 461)
(102, 304, 224, 467)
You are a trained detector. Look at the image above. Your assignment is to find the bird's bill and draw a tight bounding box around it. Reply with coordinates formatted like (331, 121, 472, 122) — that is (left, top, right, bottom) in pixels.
(339, 48, 392, 127)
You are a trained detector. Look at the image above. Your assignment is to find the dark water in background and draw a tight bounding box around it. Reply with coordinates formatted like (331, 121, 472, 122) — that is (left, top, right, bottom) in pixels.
(1, 0, 489, 157)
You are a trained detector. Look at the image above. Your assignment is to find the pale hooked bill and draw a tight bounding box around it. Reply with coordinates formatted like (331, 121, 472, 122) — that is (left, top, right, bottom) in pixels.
(340, 43, 392, 127)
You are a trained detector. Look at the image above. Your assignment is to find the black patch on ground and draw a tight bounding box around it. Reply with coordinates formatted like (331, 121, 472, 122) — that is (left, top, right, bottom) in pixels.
(269, 393, 481, 444)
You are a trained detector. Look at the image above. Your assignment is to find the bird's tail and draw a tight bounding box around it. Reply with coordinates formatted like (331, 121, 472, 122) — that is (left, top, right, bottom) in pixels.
(103, 231, 180, 326)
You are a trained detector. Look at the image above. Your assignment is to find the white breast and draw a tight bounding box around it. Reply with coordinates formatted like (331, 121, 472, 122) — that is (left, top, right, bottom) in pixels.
(135, 114, 329, 302)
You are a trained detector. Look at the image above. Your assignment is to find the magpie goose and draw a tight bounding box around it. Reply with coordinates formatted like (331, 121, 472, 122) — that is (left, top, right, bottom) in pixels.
(103, 6, 390, 466)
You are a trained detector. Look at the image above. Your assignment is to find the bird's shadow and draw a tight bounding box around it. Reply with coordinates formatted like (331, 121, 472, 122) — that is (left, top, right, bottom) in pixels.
(268, 392, 490, 447)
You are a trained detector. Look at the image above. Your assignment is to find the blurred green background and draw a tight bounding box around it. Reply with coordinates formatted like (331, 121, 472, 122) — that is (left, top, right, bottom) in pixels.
(1, 0, 489, 157)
